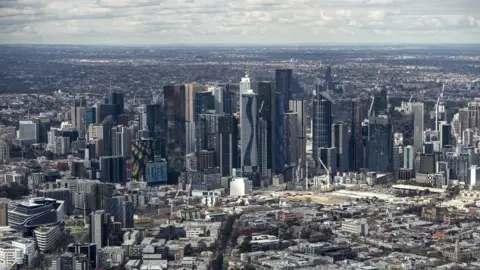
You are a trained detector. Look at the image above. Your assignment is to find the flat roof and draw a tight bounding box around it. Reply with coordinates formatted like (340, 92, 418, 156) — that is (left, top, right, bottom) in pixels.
(391, 184, 445, 193)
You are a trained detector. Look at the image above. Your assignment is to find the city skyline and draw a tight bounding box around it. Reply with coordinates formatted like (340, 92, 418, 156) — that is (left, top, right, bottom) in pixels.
(0, 0, 479, 45)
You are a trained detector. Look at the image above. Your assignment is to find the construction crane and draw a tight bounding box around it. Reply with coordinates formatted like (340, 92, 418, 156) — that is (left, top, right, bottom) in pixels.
(306, 157, 331, 190)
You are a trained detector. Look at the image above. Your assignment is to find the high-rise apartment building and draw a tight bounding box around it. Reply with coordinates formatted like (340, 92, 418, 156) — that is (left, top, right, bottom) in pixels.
(240, 90, 258, 173)
(289, 100, 307, 169)
(0, 140, 9, 165)
(284, 112, 298, 167)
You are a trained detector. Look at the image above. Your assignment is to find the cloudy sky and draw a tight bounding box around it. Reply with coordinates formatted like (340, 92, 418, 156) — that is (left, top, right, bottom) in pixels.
(0, 0, 479, 45)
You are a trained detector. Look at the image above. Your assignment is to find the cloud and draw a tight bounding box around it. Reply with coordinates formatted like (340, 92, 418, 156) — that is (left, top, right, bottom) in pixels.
(0, 0, 478, 44)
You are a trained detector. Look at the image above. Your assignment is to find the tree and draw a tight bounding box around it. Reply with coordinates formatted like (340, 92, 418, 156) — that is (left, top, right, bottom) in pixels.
(239, 235, 252, 253)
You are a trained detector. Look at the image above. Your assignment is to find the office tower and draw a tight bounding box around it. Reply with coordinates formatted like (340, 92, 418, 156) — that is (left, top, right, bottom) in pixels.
(258, 119, 268, 180)
(197, 149, 216, 170)
(99, 156, 126, 184)
(367, 113, 393, 172)
(257, 81, 274, 171)
(214, 86, 224, 114)
(37, 188, 72, 215)
(399, 112, 414, 146)
(462, 129, 474, 147)
(0, 140, 9, 165)
(111, 125, 131, 157)
(325, 65, 333, 91)
(240, 90, 258, 173)
(289, 100, 307, 168)
(446, 152, 469, 182)
(332, 122, 350, 172)
(71, 98, 87, 139)
(284, 112, 298, 167)
(8, 197, 64, 236)
(275, 69, 292, 111)
(467, 101, 480, 129)
(350, 99, 363, 171)
(85, 107, 96, 140)
(146, 159, 168, 184)
(403, 145, 415, 169)
(0, 200, 8, 226)
(104, 195, 133, 229)
(186, 153, 197, 172)
(274, 93, 285, 175)
(372, 89, 388, 115)
(164, 85, 187, 179)
(312, 91, 332, 167)
(131, 139, 154, 182)
(218, 115, 239, 177)
(90, 210, 108, 248)
(194, 91, 215, 123)
(96, 103, 117, 124)
(419, 154, 436, 174)
(109, 92, 125, 117)
(19, 120, 38, 143)
(100, 116, 114, 156)
(186, 83, 205, 122)
(410, 102, 424, 153)
(146, 104, 166, 157)
(196, 113, 221, 152)
(223, 84, 235, 115)
(440, 123, 452, 148)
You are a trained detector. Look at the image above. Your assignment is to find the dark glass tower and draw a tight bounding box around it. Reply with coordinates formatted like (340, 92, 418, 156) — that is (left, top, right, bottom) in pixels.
(223, 84, 235, 115)
(367, 113, 393, 172)
(350, 99, 363, 171)
(312, 91, 332, 167)
(146, 104, 166, 157)
(164, 85, 187, 180)
(257, 81, 274, 171)
(332, 122, 349, 172)
(274, 93, 285, 175)
(218, 115, 239, 176)
(109, 92, 125, 117)
(275, 69, 292, 111)
(194, 91, 215, 123)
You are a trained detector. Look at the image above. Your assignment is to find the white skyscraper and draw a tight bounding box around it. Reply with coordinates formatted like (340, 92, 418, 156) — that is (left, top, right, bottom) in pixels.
(240, 90, 258, 173)
(240, 73, 251, 96)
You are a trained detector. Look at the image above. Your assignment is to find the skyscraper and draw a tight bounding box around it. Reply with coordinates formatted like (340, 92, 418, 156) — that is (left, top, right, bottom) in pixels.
(85, 107, 96, 140)
(257, 81, 275, 172)
(273, 93, 285, 175)
(71, 97, 86, 139)
(410, 102, 424, 153)
(332, 122, 350, 172)
(101, 116, 114, 156)
(350, 99, 363, 172)
(325, 66, 333, 91)
(440, 123, 452, 148)
(164, 85, 187, 180)
(196, 113, 221, 152)
(284, 112, 298, 166)
(275, 69, 292, 111)
(312, 91, 332, 168)
(90, 210, 108, 248)
(109, 92, 125, 117)
(367, 113, 393, 172)
(131, 139, 154, 182)
(146, 104, 165, 157)
(96, 103, 117, 124)
(218, 115, 239, 177)
(240, 90, 258, 173)
(111, 125, 131, 157)
(100, 156, 126, 184)
(104, 195, 134, 229)
(223, 84, 235, 115)
(258, 118, 268, 180)
(289, 100, 307, 169)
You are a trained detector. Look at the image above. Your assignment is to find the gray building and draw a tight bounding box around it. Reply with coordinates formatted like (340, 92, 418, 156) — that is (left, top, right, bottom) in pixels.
(332, 122, 349, 172)
(312, 92, 332, 168)
(410, 102, 424, 153)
